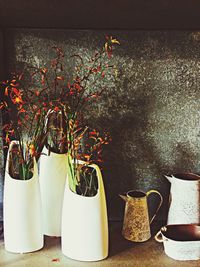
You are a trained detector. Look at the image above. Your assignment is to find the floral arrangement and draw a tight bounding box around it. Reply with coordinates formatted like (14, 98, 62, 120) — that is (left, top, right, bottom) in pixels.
(1, 36, 119, 195)
(1, 74, 47, 179)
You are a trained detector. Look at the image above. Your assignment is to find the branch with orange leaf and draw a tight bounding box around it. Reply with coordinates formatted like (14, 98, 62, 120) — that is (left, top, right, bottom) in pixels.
(67, 123, 111, 196)
(0, 35, 119, 183)
(0, 75, 48, 179)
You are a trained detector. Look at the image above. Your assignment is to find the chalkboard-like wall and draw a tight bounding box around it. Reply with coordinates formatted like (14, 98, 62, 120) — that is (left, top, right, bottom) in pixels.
(0, 30, 5, 221)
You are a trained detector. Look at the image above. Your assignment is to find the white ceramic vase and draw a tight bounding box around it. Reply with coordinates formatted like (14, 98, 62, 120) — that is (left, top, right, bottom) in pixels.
(39, 146, 68, 236)
(61, 161, 108, 261)
(3, 141, 43, 253)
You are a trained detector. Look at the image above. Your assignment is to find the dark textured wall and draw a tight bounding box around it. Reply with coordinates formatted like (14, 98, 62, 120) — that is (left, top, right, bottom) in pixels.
(0, 30, 5, 220)
(0, 109, 3, 221)
(4, 29, 200, 221)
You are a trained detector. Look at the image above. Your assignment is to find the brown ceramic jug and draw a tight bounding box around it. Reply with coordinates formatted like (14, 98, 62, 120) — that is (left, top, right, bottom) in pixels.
(120, 190, 163, 242)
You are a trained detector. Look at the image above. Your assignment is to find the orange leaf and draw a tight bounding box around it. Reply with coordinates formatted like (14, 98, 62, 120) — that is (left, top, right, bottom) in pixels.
(89, 131, 97, 136)
(111, 38, 120, 45)
(5, 133, 10, 143)
(41, 75, 45, 85)
(92, 68, 97, 73)
(10, 83, 19, 87)
(18, 108, 26, 113)
(84, 154, 91, 160)
(29, 144, 36, 156)
(40, 68, 48, 74)
(12, 87, 20, 95)
(101, 72, 105, 78)
(56, 76, 64, 81)
(12, 96, 23, 104)
(18, 73, 23, 80)
(54, 107, 59, 112)
(5, 86, 9, 96)
(35, 90, 40, 96)
(52, 258, 60, 262)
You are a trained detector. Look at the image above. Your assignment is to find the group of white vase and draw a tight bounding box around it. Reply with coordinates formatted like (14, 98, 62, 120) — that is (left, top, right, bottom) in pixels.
(3, 141, 108, 262)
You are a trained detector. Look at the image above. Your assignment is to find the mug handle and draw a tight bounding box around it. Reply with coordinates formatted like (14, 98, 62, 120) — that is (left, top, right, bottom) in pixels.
(146, 189, 163, 224)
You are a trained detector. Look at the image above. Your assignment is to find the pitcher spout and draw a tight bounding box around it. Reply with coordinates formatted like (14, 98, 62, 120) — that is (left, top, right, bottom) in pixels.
(119, 194, 128, 202)
(164, 175, 172, 183)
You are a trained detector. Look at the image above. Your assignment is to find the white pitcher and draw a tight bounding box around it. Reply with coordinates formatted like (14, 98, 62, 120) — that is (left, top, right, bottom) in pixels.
(165, 173, 200, 224)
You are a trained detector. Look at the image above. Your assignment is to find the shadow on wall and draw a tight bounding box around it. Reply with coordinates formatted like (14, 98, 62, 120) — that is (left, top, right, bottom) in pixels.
(101, 93, 171, 222)
(173, 142, 199, 173)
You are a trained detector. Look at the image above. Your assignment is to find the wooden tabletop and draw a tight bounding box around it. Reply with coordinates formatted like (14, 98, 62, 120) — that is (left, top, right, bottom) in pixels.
(0, 221, 199, 267)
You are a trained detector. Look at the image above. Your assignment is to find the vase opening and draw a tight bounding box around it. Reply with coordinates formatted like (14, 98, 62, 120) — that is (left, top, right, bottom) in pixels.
(8, 143, 34, 180)
(69, 163, 99, 197)
(173, 173, 200, 181)
(127, 190, 146, 198)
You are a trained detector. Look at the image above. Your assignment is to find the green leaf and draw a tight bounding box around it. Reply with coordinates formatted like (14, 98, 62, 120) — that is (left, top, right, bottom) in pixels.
(67, 153, 77, 193)
(19, 162, 33, 180)
(19, 164, 24, 180)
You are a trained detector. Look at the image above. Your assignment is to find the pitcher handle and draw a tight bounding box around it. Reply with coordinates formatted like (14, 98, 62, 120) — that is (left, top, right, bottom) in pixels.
(154, 230, 163, 243)
(146, 189, 163, 224)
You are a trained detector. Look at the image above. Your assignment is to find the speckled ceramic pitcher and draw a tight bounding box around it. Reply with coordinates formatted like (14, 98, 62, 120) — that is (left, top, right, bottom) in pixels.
(120, 190, 163, 242)
(165, 173, 200, 224)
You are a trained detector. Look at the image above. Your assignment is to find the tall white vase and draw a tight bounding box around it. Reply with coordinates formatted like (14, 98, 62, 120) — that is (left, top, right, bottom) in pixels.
(39, 146, 68, 236)
(3, 141, 43, 253)
(61, 161, 109, 261)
